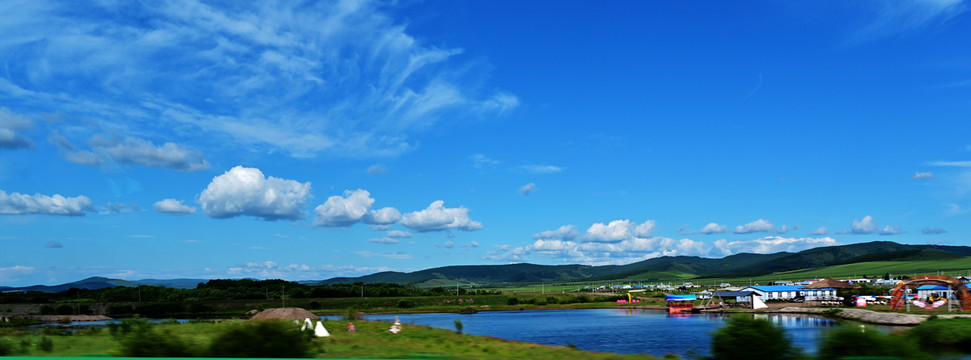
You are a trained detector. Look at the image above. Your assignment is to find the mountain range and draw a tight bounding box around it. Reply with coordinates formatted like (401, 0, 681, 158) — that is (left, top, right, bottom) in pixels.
(4, 241, 970, 292)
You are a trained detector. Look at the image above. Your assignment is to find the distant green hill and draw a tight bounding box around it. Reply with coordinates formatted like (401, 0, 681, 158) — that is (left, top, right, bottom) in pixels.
(6, 241, 971, 292)
(318, 241, 971, 285)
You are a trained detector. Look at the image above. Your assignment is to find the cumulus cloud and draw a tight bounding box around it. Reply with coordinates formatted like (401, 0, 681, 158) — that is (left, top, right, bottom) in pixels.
(698, 222, 727, 234)
(879, 225, 904, 235)
(154, 198, 197, 215)
(911, 171, 934, 180)
(53, 134, 210, 172)
(713, 236, 839, 256)
(585, 220, 638, 242)
(0, 189, 93, 216)
(399, 200, 482, 232)
(0, 107, 34, 150)
(532, 225, 580, 241)
(851, 215, 878, 234)
(364, 207, 402, 225)
(198, 166, 311, 221)
(810, 226, 829, 235)
(518, 183, 536, 196)
(922, 227, 947, 235)
(734, 219, 777, 234)
(520, 165, 564, 174)
(313, 189, 374, 227)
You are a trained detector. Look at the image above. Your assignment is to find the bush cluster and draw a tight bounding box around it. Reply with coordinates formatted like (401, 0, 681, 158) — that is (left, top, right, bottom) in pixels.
(111, 318, 313, 358)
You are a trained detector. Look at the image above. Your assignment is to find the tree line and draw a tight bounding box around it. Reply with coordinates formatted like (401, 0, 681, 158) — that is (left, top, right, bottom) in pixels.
(0, 279, 502, 304)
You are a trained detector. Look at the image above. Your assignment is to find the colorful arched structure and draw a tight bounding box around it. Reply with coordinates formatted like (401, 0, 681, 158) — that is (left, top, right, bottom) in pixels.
(889, 275, 971, 311)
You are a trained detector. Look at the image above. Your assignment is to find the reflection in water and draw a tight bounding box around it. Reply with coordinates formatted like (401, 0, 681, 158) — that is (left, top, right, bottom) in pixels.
(363, 308, 853, 358)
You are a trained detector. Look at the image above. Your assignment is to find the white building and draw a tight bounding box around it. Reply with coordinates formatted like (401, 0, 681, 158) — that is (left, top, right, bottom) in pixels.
(741, 285, 837, 301)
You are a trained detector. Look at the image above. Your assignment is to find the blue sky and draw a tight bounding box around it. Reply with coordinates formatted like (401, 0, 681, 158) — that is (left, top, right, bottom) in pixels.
(2, 0, 971, 286)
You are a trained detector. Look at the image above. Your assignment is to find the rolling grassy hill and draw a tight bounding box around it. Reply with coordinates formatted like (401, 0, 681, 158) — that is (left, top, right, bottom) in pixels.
(7, 241, 971, 292)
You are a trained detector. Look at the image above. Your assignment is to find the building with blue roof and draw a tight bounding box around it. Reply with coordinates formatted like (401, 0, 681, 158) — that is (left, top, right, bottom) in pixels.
(741, 285, 837, 301)
(917, 284, 953, 300)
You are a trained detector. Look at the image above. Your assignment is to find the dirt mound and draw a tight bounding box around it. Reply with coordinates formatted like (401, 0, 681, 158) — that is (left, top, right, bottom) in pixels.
(249, 307, 319, 321)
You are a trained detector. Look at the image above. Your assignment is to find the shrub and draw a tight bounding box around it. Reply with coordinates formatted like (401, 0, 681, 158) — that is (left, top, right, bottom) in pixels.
(0, 339, 10, 356)
(396, 300, 416, 309)
(38, 336, 53, 353)
(453, 319, 463, 334)
(41, 326, 63, 336)
(308, 301, 321, 310)
(114, 319, 200, 357)
(208, 320, 310, 358)
(908, 317, 971, 354)
(507, 297, 519, 305)
(818, 326, 931, 360)
(710, 316, 802, 360)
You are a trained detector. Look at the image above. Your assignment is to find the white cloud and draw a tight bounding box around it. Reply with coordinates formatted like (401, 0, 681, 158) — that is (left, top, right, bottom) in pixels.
(0, 265, 36, 282)
(53, 134, 210, 172)
(462, 241, 480, 248)
(399, 200, 482, 232)
(386, 230, 412, 238)
(45, 241, 63, 248)
(699, 223, 727, 234)
(929, 160, 971, 167)
(0, 1, 516, 159)
(944, 203, 968, 215)
(714, 236, 839, 256)
(585, 220, 636, 243)
(363, 207, 402, 225)
(369, 237, 398, 244)
(521, 164, 564, 174)
(103, 202, 140, 214)
(734, 219, 776, 234)
(911, 171, 934, 180)
(354, 251, 412, 259)
(313, 189, 374, 227)
(518, 183, 536, 196)
(198, 166, 311, 220)
(0, 189, 93, 216)
(469, 154, 501, 169)
(810, 226, 829, 235)
(851, 0, 967, 43)
(0, 107, 33, 150)
(922, 227, 947, 234)
(366, 164, 388, 175)
(532, 225, 580, 241)
(154, 198, 197, 215)
(851, 215, 878, 234)
(879, 225, 904, 235)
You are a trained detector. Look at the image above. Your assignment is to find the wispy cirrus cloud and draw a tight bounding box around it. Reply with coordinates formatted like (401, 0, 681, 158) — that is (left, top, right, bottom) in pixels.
(849, 0, 967, 43)
(0, 0, 516, 159)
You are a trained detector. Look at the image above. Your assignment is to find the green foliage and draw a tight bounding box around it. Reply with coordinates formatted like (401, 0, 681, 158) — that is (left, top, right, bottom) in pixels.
(507, 297, 519, 305)
(38, 336, 53, 352)
(817, 326, 931, 360)
(453, 319, 463, 334)
(397, 299, 416, 309)
(208, 320, 310, 358)
(709, 316, 802, 360)
(0, 338, 10, 356)
(40, 326, 63, 336)
(308, 300, 321, 309)
(908, 317, 971, 354)
(112, 318, 201, 357)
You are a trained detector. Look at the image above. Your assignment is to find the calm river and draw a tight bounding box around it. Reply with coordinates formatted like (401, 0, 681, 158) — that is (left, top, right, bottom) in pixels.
(362, 308, 855, 358)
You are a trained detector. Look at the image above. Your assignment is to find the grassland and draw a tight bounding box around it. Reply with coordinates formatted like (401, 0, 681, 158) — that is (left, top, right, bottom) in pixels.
(0, 319, 666, 359)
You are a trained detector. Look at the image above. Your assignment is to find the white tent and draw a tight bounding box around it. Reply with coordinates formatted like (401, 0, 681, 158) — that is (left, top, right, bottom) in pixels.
(752, 294, 768, 310)
(314, 321, 330, 337)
